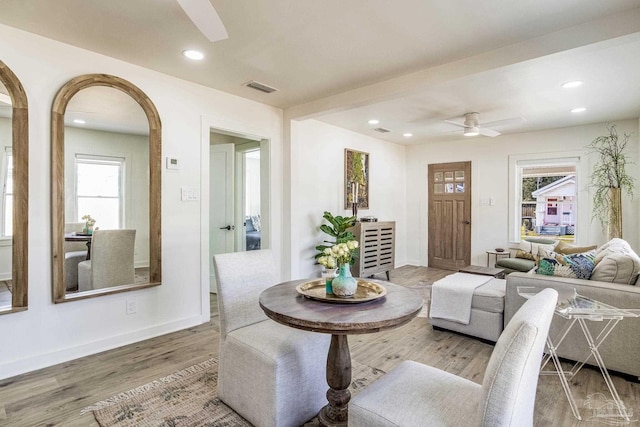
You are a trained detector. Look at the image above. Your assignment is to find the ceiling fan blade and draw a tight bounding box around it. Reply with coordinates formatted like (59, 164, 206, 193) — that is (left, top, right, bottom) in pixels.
(479, 127, 501, 137)
(177, 0, 229, 42)
(444, 119, 465, 128)
(481, 116, 525, 129)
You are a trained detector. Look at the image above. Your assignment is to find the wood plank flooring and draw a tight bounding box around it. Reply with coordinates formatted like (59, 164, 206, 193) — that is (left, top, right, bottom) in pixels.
(1, 265, 638, 426)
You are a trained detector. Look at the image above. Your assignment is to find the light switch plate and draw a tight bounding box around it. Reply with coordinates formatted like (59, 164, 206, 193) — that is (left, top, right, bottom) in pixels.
(166, 156, 180, 170)
(181, 187, 200, 201)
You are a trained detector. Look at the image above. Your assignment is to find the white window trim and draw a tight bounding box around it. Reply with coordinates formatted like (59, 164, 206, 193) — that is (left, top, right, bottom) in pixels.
(1, 146, 12, 238)
(75, 154, 126, 228)
(508, 151, 586, 244)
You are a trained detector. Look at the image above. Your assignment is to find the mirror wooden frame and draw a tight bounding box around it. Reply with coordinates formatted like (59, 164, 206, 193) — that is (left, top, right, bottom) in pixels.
(52, 74, 161, 303)
(0, 60, 28, 314)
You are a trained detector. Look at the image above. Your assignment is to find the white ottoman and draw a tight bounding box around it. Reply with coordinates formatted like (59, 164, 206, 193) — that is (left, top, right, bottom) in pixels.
(429, 277, 506, 342)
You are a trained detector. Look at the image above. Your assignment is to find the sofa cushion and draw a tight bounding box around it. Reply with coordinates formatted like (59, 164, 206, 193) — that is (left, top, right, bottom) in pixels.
(471, 278, 506, 313)
(591, 238, 640, 285)
(496, 257, 535, 272)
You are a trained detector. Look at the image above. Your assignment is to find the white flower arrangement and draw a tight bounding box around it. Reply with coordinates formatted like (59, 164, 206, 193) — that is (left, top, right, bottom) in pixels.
(317, 240, 359, 268)
(81, 214, 96, 227)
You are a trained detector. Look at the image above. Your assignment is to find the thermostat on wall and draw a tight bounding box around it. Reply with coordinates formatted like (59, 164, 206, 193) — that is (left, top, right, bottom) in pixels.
(166, 156, 180, 170)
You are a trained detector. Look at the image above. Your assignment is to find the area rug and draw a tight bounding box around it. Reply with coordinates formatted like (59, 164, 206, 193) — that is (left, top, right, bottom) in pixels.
(82, 357, 385, 427)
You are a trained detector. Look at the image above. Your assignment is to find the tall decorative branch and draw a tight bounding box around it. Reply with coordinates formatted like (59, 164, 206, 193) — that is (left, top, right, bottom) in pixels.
(588, 124, 635, 239)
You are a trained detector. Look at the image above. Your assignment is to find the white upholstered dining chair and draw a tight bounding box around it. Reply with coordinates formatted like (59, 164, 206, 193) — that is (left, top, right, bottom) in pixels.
(64, 222, 89, 291)
(348, 288, 558, 427)
(213, 249, 330, 427)
(78, 229, 136, 291)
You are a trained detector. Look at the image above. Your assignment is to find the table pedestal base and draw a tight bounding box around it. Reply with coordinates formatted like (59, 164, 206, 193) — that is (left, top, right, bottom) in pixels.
(318, 334, 351, 427)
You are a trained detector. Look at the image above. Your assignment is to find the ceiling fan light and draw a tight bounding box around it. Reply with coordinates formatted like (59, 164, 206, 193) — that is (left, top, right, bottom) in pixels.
(464, 126, 479, 136)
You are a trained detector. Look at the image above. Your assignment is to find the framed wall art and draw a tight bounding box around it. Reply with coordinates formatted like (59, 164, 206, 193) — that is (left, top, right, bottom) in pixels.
(344, 148, 369, 210)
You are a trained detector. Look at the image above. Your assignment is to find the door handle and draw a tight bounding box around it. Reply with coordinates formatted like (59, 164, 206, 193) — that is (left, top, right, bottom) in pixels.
(462, 220, 470, 225)
(219, 225, 235, 230)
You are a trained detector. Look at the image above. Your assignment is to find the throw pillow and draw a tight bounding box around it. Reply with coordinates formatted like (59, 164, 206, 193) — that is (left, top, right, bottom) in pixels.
(537, 250, 596, 280)
(554, 240, 598, 255)
(516, 240, 557, 261)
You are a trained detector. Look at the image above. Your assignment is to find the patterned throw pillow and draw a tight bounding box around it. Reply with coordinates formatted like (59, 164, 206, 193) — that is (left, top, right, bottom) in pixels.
(537, 250, 596, 279)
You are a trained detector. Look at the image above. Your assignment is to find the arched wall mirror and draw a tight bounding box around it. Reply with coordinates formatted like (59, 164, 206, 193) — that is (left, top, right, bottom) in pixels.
(52, 74, 161, 303)
(0, 60, 28, 314)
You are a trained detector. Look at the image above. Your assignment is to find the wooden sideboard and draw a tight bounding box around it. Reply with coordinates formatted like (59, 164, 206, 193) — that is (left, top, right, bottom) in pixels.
(349, 221, 395, 279)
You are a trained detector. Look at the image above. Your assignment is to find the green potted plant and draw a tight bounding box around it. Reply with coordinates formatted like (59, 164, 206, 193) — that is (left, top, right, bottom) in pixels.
(588, 124, 635, 240)
(315, 211, 357, 259)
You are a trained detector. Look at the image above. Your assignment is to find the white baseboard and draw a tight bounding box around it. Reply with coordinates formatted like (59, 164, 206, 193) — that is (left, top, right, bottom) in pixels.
(0, 315, 205, 381)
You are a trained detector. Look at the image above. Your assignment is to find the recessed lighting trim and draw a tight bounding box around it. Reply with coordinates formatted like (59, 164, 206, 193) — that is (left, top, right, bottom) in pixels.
(403, 133, 413, 137)
(73, 119, 86, 124)
(368, 119, 379, 125)
(562, 80, 583, 89)
(182, 49, 204, 60)
(570, 107, 586, 113)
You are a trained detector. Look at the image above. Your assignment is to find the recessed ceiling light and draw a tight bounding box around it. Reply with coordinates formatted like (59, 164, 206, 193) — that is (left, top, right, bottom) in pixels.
(368, 119, 379, 125)
(182, 49, 204, 60)
(403, 133, 413, 137)
(570, 107, 586, 113)
(562, 80, 583, 89)
(73, 119, 86, 124)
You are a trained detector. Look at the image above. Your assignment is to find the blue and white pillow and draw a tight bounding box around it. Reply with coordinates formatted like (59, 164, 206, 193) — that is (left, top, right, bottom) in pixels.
(537, 250, 596, 280)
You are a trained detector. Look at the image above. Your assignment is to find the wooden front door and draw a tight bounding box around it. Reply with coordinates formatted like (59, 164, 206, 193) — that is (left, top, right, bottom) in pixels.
(428, 161, 471, 270)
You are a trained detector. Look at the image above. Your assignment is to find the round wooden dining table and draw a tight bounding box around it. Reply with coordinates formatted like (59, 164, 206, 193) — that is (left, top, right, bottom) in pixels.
(259, 279, 423, 427)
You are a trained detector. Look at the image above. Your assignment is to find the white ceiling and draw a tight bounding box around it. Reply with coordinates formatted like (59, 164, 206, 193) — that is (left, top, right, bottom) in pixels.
(1, 0, 639, 143)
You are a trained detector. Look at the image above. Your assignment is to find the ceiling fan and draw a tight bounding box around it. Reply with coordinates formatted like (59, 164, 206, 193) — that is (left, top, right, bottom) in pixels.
(177, 0, 228, 42)
(444, 112, 524, 137)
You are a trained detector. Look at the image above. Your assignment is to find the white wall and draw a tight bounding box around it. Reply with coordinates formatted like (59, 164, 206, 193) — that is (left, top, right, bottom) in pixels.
(0, 23, 283, 379)
(289, 119, 407, 279)
(406, 120, 640, 267)
(65, 127, 149, 266)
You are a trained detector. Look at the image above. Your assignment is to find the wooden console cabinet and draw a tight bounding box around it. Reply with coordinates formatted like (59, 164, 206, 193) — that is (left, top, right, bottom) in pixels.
(349, 221, 395, 279)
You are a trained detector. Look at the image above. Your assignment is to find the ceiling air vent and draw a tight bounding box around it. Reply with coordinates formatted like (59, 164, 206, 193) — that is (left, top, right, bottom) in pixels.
(244, 80, 278, 94)
(373, 127, 391, 133)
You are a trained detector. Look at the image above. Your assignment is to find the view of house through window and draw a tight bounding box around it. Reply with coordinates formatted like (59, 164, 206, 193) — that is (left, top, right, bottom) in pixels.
(1, 147, 12, 237)
(76, 155, 124, 230)
(519, 163, 576, 242)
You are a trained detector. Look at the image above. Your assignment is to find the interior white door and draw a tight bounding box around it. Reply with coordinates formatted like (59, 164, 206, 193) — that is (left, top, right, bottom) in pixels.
(210, 143, 235, 293)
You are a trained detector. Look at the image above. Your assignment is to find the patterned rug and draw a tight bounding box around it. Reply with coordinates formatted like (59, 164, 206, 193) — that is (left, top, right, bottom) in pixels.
(82, 357, 385, 427)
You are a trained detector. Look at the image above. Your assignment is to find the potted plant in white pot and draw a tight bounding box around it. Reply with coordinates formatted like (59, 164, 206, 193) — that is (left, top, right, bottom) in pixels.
(588, 124, 635, 240)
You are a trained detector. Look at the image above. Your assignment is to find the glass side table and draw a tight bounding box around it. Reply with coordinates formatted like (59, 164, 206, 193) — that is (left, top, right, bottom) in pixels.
(518, 286, 640, 422)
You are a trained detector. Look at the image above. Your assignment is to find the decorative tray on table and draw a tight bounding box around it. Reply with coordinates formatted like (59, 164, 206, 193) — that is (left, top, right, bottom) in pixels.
(296, 279, 387, 304)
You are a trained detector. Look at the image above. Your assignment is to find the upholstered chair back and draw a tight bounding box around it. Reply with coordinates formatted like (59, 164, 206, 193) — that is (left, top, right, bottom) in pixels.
(479, 288, 557, 426)
(78, 229, 136, 291)
(213, 249, 279, 339)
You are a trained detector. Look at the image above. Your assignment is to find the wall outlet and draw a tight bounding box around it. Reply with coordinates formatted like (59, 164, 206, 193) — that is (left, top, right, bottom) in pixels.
(126, 299, 137, 315)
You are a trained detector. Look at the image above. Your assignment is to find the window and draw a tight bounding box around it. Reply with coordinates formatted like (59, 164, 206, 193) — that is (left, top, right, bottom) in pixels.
(75, 155, 124, 230)
(514, 158, 578, 243)
(1, 147, 12, 237)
